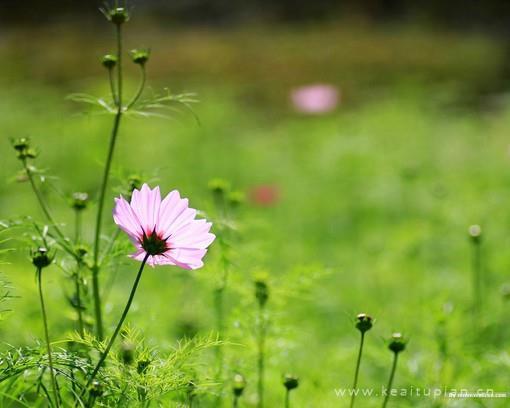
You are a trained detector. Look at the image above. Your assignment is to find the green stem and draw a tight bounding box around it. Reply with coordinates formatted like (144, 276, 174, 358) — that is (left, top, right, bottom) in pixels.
(91, 22, 124, 341)
(83, 254, 149, 398)
(382, 353, 399, 408)
(22, 159, 77, 260)
(75, 263, 85, 337)
(37, 267, 60, 408)
(257, 303, 266, 408)
(75, 210, 82, 244)
(472, 240, 482, 314)
(126, 66, 146, 110)
(108, 68, 118, 107)
(350, 332, 365, 408)
(233, 395, 239, 408)
(285, 389, 290, 408)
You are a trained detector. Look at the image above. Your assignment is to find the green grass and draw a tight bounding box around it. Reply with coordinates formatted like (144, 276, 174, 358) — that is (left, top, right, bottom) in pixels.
(1, 21, 510, 407)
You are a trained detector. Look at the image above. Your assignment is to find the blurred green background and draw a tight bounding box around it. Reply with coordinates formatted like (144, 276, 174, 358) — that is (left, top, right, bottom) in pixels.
(2, 1, 510, 406)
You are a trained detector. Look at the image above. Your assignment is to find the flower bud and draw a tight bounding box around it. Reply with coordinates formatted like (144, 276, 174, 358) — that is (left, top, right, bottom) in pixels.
(283, 374, 299, 391)
(31, 247, 52, 269)
(120, 340, 136, 365)
(232, 373, 246, 397)
(468, 224, 482, 243)
(130, 49, 150, 66)
(255, 278, 269, 307)
(355, 313, 373, 333)
(137, 359, 150, 375)
(102, 54, 117, 70)
(107, 7, 129, 25)
(74, 244, 89, 259)
(388, 333, 406, 354)
(12, 137, 37, 160)
(209, 178, 230, 198)
(228, 191, 245, 208)
(89, 380, 103, 398)
(71, 192, 89, 211)
(128, 175, 142, 193)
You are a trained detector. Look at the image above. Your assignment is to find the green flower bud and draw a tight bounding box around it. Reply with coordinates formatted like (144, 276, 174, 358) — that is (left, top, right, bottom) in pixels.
(283, 374, 299, 391)
(74, 244, 89, 259)
(89, 380, 103, 398)
(137, 359, 150, 375)
(355, 313, 373, 333)
(255, 278, 269, 307)
(120, 340, 135, 365)
(128, 174, 142, 193)
(130, 49, 150, 66)
(208, 178, 230, 198)
(232, 373, 246, 397)
(31, 247, 52, 269)
(107, 7, 129, 25)
(102, 54, 117, 69)
(12, 137, 30, 152)
(228, 191, 245, 208)
(71, 192, 89, 211)
(388, 333, 407, 354)
(468, 224, 482, 243)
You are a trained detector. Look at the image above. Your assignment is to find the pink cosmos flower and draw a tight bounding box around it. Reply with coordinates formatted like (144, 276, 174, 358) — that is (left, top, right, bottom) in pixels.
(113, 184, 215, 269)
(291, 84, 339, 114)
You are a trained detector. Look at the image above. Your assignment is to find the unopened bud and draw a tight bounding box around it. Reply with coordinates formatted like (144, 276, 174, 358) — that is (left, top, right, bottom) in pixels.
(232, 373, 246, 397)
(12, 138, 37, 160)
(71, 192, 89, 211)
(468, 225, 482, 243)
(89, 380, 103, 398)
(228, 191, 245, 208)
(255, 278, 269, 307)
(120, 340, 136, 365)
(137, 359, 150, 375)
(283, 374, 299, 391)
(130, 49, 150, 66)
(107, 7, 129, 25)
(208, 178, 230, 198)
(102, 54, 117, 69)
(31, 247, 52, 269)
(388, 333, 406, 354)
(355, 313, 373, 333)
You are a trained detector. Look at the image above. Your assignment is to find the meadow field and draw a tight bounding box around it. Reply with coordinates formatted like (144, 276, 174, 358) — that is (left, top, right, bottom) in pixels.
(1, 15, 510, 407)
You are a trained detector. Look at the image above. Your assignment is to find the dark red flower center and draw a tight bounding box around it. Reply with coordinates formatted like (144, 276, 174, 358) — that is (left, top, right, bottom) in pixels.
(140, 229, 168, 256)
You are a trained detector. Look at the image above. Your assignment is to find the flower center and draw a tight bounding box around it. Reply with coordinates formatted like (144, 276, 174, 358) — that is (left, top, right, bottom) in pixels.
(140, 229, 168, 256)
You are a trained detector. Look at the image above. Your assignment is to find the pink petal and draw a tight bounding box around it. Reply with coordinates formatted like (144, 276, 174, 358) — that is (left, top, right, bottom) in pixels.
(113, 196, 143, 240)
(168, 248, 207, 269)
(157, 190, 190, 234)
(130, 184, 161, 233)
(170, 220, 215, 249)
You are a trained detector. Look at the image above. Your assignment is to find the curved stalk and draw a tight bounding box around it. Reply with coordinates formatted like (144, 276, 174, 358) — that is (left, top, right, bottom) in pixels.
(22, 159, 77, 260)
(82, 253, 150, 398)
(91, 22, 124, 341)
(126, 66, 146, 110)
(382, 353, 399, 408)
(37, 267, 60, 408)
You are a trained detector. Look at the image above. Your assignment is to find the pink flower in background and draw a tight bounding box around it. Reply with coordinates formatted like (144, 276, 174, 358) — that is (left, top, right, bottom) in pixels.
(291, 84, 339, 114)
(113, 184, 215, 269)
(249, 185, 280, 207)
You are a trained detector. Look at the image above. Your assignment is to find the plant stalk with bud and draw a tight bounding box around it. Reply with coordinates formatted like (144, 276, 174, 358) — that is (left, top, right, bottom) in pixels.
(468, 225, 483, 315)
(255, 277, 269, 408)
(382, 333, 406, 408)
(283, 374, 299, 408)
(32, 247, 60, 408)
(350, 313, 373, 408)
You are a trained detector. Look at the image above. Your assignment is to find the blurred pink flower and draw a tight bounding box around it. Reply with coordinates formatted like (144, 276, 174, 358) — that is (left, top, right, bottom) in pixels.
(249, 185, 280, 207)
(291, 84, 339, 114)
(113, 184, 215, 269)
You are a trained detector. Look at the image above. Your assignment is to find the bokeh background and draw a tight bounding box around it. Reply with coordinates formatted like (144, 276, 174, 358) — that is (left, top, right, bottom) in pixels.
(2, 0, 510, 406)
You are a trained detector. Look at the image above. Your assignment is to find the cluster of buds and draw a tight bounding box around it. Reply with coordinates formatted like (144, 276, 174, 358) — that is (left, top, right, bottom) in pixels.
(208, 178, 245, 209)
(12, 138, 37, 160)
(388, 332, 407, 354)
(355, 313, 373, 334)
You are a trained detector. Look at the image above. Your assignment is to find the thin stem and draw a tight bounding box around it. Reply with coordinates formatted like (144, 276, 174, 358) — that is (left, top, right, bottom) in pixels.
(108, 68, 118, 107)
(472, 240, 482, 314)
(22, 159, 77, 260)
(382, 353, 399, 408)
(285, 389, 290, 408)
(126, 66, 146, 110)
(74, 263, 85, 337)
(37, 267, 60, 408)
(82, 254, 149, 397)
(350, 332, 365, 408)
(257, 303, 266, 408)
(233, 395, 239, 408)
(75, 211, 82, 244)
(91, 22, 124, 341)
